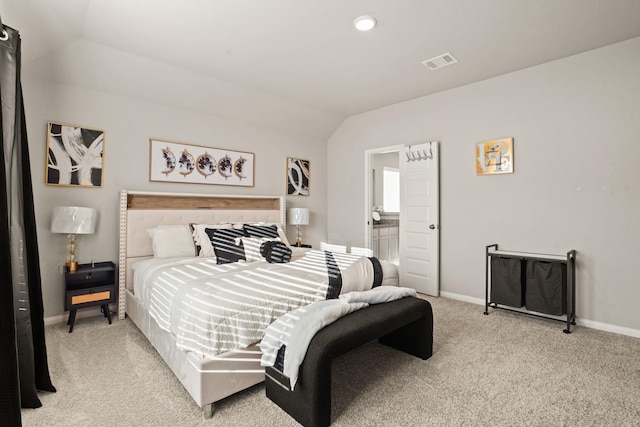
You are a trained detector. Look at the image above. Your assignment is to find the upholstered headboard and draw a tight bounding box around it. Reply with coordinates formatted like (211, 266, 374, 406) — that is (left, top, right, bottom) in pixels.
(118, 190, 286, 319)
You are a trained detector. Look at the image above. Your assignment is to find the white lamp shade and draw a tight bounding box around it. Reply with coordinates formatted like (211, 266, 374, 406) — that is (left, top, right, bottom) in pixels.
(51, 206, 97, 234)
(289, 208, 309, 226)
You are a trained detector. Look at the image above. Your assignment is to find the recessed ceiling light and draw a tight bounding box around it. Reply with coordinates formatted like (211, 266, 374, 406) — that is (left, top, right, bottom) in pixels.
(354, 15, 377, 31)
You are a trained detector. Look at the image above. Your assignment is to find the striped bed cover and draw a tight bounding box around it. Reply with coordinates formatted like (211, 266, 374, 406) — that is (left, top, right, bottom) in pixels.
(132, 250, 383, 358)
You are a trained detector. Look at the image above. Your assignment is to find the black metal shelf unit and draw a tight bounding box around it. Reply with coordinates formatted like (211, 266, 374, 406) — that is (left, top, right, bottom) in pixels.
(484, 244, 576, 333)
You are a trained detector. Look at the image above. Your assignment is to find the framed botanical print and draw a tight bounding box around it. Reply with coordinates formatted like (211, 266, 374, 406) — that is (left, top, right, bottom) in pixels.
(287, 157, 309, 196)
(476, 138, 514, 175)
(46, 122, 105, 187)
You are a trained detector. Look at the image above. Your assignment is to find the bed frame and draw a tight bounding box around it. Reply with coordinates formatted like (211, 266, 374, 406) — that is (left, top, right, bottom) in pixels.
(118, 190, 286, 417)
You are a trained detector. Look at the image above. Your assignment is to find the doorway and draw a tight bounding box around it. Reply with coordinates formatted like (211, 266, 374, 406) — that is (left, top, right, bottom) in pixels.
(364, 142, 440, 296)
(364, 146, 403, 264)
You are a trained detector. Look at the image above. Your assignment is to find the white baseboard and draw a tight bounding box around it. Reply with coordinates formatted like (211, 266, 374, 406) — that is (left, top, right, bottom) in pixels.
(440, 291, 485, 306)
(440, 291, 640, 339)
(576, 318, 640, 339)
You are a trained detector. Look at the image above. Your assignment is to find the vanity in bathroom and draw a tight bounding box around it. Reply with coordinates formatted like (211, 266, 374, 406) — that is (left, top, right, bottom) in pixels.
(372, 219, 399, 264)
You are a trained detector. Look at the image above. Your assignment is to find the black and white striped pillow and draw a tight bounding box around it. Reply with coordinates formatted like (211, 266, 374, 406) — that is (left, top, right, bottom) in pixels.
(206, 228, 246, 264)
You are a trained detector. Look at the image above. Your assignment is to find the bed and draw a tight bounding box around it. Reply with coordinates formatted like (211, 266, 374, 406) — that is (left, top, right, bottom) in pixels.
(117, 190, 392, 417)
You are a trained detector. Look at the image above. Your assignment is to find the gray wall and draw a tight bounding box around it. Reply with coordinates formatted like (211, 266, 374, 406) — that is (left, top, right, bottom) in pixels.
(23, 79, 328, 318)
(20, 32, 640, 333)
(327, 37, 640, 332)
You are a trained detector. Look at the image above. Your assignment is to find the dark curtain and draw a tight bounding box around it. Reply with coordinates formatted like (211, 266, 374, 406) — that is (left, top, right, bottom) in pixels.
(0, 24, 56, 424)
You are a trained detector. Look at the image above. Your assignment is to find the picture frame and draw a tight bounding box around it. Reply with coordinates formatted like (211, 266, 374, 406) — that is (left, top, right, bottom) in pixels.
(149, 139, 255, 187)
(287, 157, 310, 196)
(476, 137, 514, 175)
(46, 122, 105, 187)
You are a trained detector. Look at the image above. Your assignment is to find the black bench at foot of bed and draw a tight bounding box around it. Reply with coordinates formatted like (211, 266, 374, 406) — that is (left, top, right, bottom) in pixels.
(265, 296, 434, 427)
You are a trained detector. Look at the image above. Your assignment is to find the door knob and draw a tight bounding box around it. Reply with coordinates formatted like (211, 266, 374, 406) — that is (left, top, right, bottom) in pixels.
(429, 224, 437, 230)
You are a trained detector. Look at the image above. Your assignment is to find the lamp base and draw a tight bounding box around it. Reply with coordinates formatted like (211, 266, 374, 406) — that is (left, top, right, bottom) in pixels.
(66, 260, 78, 272)
(296, 225, 303, 248)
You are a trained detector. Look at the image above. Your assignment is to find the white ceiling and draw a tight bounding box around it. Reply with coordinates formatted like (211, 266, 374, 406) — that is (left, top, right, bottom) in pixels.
(3, 0, 640, 138)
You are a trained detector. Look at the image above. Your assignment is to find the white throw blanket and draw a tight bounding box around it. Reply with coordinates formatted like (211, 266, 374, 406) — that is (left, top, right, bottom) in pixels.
(260, 299, 368, 389)
(260, 286, 417, 389)
(339, 285, 416, 304)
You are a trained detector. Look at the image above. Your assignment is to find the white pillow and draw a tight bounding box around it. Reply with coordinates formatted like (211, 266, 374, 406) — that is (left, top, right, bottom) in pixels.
(242, 237, 281, 262)
(320, 242, 347, 253)
(191, 223, 232, 257)
(379, 260, 399, 286)
(350, 246, 373, 257)
(147, 225, 196, 258)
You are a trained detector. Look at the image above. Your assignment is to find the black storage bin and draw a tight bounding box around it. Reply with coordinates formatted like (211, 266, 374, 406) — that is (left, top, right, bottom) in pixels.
(490, 256, 525, 307)
(525, 260, 567, 315)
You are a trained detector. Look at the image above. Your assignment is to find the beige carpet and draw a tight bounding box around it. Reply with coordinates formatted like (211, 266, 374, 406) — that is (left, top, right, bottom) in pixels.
(21, 296, 640, 426)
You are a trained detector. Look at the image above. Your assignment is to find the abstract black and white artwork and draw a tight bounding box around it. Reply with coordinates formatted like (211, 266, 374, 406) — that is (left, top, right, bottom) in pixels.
(46, 122, 104, 187)
(149, 139, 254, 187)
(287, 157, 310, 196)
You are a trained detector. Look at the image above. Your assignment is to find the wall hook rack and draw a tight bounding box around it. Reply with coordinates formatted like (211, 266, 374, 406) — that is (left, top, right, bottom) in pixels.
(405, 141, 434, 162)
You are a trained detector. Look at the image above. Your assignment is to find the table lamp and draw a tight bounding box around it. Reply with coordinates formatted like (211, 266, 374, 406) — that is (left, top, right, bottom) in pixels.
(51, 206, 97, 272)
(289, 208, 309, 247)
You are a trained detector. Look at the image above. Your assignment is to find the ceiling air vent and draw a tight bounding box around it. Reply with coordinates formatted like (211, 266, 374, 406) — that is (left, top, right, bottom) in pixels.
(422, 52, 458, 70)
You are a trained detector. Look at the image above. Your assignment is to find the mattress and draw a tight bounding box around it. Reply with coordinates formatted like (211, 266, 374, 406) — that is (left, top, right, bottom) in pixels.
(133, 250, 382, 358)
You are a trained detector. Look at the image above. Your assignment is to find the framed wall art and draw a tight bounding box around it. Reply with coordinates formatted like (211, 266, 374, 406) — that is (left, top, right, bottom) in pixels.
(46, 122, 105, 187)
(287, 157, 310, 196)
(149, 139, 254, 187)
(476, 137, 514, 175)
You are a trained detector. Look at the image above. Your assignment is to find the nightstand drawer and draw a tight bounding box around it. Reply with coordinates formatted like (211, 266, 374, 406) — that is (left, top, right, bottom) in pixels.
(65, 262, 116, 290)
(65, 285, 116, 310)
(71, 290, 111, 305)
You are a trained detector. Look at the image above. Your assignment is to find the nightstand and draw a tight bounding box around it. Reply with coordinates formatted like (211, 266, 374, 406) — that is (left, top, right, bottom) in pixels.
(64, 261, 116, 333)
(295, 244, 312, 248)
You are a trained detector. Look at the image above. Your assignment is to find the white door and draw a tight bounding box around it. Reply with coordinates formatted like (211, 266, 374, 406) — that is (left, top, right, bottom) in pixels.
(399, 142, 439, 296)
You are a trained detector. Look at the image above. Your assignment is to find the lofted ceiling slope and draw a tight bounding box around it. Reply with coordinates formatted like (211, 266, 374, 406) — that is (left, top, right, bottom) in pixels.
(3, 0, 640, 139)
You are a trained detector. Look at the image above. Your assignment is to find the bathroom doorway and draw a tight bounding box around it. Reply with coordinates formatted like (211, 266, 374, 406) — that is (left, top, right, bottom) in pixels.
(364, 142, 440, 296)
(364, 146, 402, 264)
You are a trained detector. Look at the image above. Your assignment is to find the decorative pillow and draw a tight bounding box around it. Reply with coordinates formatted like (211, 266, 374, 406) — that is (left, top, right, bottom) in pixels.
(206, 228, 246, 264)
(276, 226, 292, 248)
(147, 225, 196, 258)
(260, 241, 292, 264)
(243, 223, 279, 239)
(242, 237, 280, 262)
(189, 223, 203, 255)
(379, 260, 400, 286)
(191, 223, 232, 257)
(240, 222, 292, 248)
